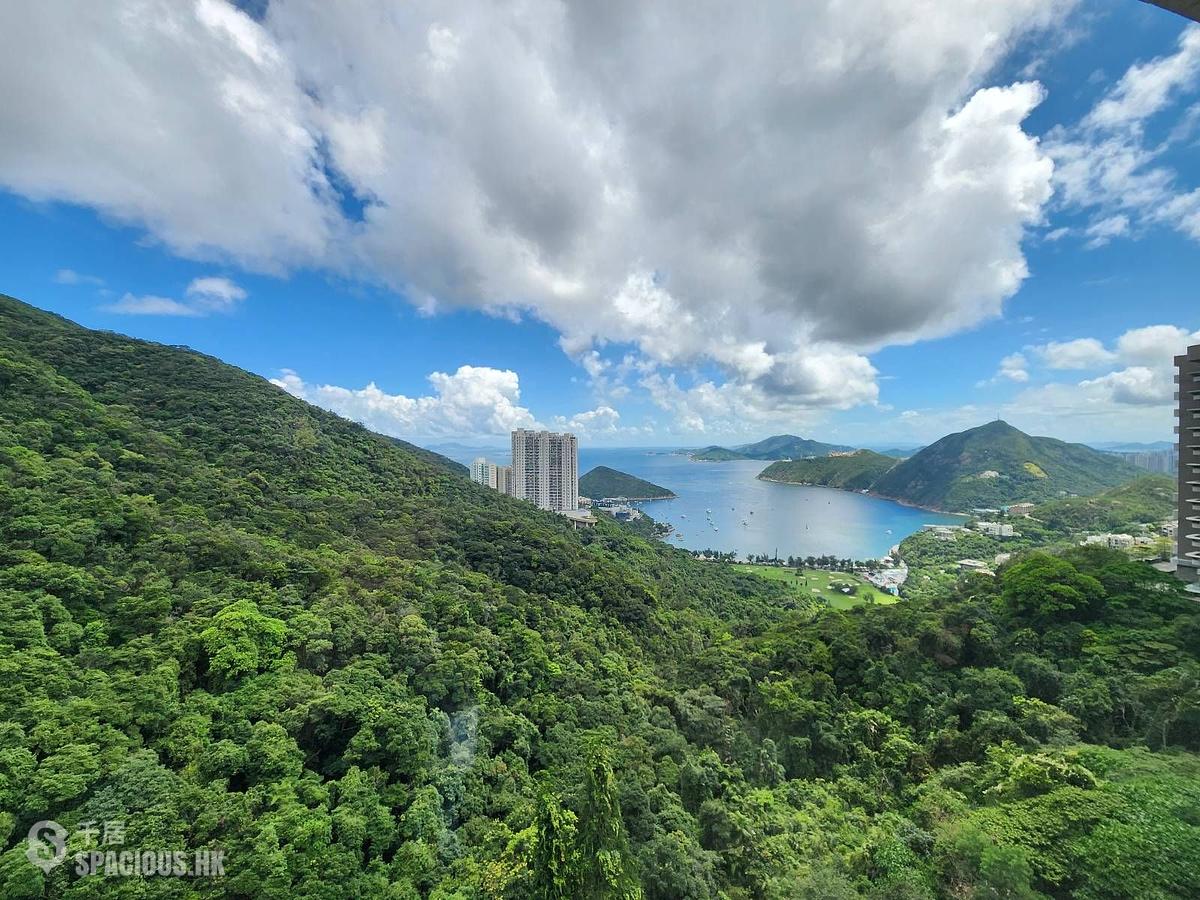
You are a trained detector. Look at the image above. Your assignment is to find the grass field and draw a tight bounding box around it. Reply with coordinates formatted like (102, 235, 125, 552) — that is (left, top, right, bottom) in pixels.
(738, 563, 898, 609)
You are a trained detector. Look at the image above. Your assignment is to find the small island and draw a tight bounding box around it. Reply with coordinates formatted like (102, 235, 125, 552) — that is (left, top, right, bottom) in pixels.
(579, 465, 676, 500)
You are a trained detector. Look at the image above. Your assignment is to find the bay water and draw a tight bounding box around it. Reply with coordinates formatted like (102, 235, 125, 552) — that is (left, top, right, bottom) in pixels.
(444, 445, 963, 561)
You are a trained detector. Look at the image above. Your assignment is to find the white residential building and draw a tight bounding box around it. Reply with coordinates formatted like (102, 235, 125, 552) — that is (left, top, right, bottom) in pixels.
(976, 521, 1015, 538)
(470, 458, 514, 496)
(512, 429, 578, 512)
(470, 457, 496, 487)
(1083, 533, 1136, 550)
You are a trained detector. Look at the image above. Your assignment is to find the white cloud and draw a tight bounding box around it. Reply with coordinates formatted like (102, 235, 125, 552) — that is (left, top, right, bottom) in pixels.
(1116, 323, 1200, 365)
(98, 275, 247, 317)
(0, 0, 1075, 423)
(54, 268, 105, 287)
(638, 359, 876, 437)
(186, 275, 247, 312)
(102, 293, 202, 316)
(274, 365, 647, 442)
(1048, 25, 1200, 246)
(0, 1, 336, 270)
(552, 405, 641, 440)
(1033, 337, 1116, 370)
(1084, 26, 1200, 131)
(968, 322, 1200, 441)
(271, 365, 539, 440)
(1083, 214, 1130, 248)
(1078, 365, 1174, 406)
(984, 352, 1029, 384)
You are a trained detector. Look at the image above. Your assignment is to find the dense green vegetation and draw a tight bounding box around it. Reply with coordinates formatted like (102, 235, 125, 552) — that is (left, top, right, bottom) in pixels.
(580, 466, 675, 500)
(1, 295, 1199, 898)
(1036, 475, 1176, 533)
(758, 450, 897, 491)
(871, 421, 1142, 511)
(753, 424, 1144, 514)
(691, 435, 853, 462)
(896, 475, 1176, 604)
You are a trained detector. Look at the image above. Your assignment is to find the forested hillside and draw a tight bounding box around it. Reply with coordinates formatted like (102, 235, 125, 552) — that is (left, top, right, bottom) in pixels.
(871, 420, 1142, 511)
(1, 295, 1199, 898)
(579, 466, 675, 500)
(758, 450, 897, 491)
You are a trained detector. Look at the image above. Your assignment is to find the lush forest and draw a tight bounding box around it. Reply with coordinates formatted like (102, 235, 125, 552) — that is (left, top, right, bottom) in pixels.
(1035, 476, 1177, 533)
(579, 467, 675, 500)
(751, 423, 1143, 513)
(758, 450, 897, 492)
(1, 295, 1199, 898)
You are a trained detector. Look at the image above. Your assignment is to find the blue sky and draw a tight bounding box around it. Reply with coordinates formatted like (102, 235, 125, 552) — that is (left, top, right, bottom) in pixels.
(2, 0, 1198, 447)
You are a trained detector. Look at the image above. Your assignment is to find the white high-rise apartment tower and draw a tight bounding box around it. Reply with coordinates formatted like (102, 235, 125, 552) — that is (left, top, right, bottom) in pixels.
(470, 457, 496, 488)
(511, 429, 578, 512)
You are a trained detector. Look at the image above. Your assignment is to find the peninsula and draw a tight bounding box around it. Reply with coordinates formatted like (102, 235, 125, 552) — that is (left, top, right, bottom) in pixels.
(579, 465, 676, 500)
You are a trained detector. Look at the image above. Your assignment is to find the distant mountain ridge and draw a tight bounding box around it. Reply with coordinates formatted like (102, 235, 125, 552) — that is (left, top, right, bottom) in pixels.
(691, 433, 853, 461)
(756, 421, 1143, 512)
(580, 465, 675, 499)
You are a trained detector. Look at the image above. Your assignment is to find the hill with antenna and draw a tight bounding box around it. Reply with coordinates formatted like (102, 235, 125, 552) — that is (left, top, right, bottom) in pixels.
(758, 421, 1142, 511)
(870, 420, 1143, 511)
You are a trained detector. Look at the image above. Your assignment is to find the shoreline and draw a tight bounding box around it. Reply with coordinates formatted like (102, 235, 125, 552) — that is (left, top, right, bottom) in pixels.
(602, 493, 677, 502)
(755, 475, 958, 516)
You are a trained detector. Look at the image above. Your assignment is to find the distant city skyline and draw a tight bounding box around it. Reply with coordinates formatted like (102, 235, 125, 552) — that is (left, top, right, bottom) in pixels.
(2, 2, 1199, 446)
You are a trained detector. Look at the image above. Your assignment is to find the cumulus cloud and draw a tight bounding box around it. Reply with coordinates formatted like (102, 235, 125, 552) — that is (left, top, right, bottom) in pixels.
(186, 276, 247, 312)
(0, 0, 1075, 428)
(981, 352, 1030, 386)
(1033, 337, 1116, 370)
(1078, 365, 1174, 406)
(552, 405, 646, 441)
(0, 1, 336, 269)
(638, 361, 876, 437)
(274, 364, 640, 442)
(271, 365, 539, 440)
(99, 275, 248, 317)
(1116, 324, 1200, 365)
(971, 322, 1200, 440)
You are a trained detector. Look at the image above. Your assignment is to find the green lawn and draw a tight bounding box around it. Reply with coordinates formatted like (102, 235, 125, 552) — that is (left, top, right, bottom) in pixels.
(738, 563, 898, 609)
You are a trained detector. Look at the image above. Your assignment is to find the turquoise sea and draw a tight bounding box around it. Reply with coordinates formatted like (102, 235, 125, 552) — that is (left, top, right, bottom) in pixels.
(443, 445, 964, 561)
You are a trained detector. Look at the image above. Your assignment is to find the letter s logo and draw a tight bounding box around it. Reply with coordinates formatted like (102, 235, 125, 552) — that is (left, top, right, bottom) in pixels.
(26, 820, 68, 873)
